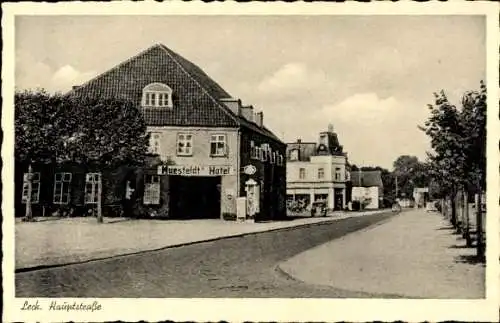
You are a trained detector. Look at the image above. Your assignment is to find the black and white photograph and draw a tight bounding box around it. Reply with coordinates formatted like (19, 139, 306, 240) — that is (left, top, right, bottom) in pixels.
(3, 2, 499, 322)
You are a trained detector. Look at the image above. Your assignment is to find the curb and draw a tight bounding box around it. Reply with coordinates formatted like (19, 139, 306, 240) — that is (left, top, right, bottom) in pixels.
(15, 210, 390, 273)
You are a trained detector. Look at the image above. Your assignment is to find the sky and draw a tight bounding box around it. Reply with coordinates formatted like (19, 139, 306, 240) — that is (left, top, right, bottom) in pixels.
(15, 15, 486, 169)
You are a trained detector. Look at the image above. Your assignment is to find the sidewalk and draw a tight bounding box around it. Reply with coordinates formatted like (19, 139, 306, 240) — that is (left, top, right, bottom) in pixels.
(278, 208, 485, 299)
(15, 210, 386, 271)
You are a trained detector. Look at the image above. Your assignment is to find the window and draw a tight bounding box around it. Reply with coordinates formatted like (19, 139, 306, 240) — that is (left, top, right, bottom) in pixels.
(210, 134, 227, 156)
(270, 151, 276, 164)
(299, 168, 306, 179)
(85, 173, 101, 204)
(54, 172, 72, 204)
(261, 144, 269, 162)
(318, 168, 325, 179)
(335, 167, 342, 181)
(142, 83, 173, 108)
(255, 146, 262, 160)
(250, 141, 258, 159)
(290, 149, 299, 161)
(149, 132, 161, 154)
(177, 133, 193, 156)
(22, 172, 41, 204)
(320, 134, 327, 146)
(144, 175, 160, 205)
(279, 154, 284, 166)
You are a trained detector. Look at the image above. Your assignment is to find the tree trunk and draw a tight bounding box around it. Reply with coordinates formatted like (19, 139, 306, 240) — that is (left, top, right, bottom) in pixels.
(464, 190, 472, 246)
(450, 192, 457, 227)
(97, 172, 103, 223)
(476, 189, 484, 259)
(24, 163, 34, 221)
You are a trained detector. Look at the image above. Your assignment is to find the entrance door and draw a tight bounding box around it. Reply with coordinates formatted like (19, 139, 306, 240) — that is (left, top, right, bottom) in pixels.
(334, 188, 343, 210)
(169, 176, 221, 219)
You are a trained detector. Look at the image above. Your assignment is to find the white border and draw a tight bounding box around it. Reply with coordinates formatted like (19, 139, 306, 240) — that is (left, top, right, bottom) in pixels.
(2, 2, 499, 322)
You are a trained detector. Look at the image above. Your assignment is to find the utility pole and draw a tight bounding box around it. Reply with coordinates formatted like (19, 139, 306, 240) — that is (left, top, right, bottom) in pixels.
(395, 175, 398, 200)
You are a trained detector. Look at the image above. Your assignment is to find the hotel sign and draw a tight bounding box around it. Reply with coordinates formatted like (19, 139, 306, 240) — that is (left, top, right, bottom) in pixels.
(158, 165, 235, 176)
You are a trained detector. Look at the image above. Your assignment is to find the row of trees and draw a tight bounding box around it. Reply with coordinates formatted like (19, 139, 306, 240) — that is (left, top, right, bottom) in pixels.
(15, 90, 151, 223)
(419, 81, 487, 259)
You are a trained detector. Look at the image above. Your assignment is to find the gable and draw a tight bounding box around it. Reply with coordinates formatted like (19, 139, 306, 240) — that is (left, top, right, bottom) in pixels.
(68, 44, 238, 128)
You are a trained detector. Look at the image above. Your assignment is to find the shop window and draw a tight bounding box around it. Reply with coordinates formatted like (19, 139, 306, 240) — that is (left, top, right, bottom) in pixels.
(299, 168, 306, 179)
(144, 175, 160, 205)
(22, 172, 41, 204)
(210, 134, 227, 156)
(54, 172, 72, 204)
(177, 133, 193, 156)
(149, 132, 161, 154)
(85, 173, 101, 204)
(142, 83, 173, 108)
(318, 168, 325, 179)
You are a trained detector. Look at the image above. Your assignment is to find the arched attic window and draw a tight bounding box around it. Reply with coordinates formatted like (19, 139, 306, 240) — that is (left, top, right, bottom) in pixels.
(142, 83, 173, 108)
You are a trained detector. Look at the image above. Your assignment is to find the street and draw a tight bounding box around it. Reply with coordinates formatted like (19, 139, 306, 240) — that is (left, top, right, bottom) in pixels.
(16, 211, 395, 298)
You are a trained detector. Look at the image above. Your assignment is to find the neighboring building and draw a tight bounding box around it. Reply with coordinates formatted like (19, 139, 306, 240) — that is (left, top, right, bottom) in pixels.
(350, 171, 384, 209)
(286, 125, 349, 211)
(16, 43, 287, 221)
(413, 187, 429, 208)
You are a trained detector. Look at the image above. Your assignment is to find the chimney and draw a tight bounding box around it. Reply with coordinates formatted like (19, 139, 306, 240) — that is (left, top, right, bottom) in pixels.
(297, 138, 302, 144)
(220, 98, 241, 116)
(255, 111, 264, 127)
(241, 105, 254, 122)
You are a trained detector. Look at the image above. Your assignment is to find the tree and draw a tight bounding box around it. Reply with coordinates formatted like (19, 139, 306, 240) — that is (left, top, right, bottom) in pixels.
(392, 155, 429, 200)
(420, 82, 486, 259)
(15, 90, 150, 223)
(15, 90, 69, 221)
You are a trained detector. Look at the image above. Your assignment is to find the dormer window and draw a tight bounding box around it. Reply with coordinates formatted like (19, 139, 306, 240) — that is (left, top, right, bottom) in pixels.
(290, 149, 299, 161)
(319, 134, 327, 146)
(142, 83, 173, 108)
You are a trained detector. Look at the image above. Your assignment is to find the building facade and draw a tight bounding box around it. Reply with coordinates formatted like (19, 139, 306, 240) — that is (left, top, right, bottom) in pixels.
(350, 171, 384, 209)
(17, 43, 287, 221)
(285, 125, 349, 211)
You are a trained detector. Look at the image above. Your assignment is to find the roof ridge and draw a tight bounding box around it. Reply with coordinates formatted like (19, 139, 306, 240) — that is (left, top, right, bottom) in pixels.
(157, 44, 240, 126)
(65, 43, 161, 96)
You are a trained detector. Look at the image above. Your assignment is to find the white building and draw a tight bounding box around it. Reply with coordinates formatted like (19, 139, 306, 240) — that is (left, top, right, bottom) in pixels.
(286, 125, 349, 211)
(350, 171, 384, 209)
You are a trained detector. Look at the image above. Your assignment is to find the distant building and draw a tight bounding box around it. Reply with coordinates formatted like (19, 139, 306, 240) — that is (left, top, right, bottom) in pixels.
(285, 125, 349, 211)
(350, 171, 384, 209)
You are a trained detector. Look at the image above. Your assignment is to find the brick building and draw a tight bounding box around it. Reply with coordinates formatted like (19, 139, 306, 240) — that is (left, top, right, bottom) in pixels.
(62, 43, 287, 221)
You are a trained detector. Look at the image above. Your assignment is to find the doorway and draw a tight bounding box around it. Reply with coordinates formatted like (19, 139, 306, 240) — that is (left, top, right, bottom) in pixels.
(169, 176, 221, 219)
(334, 188, 344, 210)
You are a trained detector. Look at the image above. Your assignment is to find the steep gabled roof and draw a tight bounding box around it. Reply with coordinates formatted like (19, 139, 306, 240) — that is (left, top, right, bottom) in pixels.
(67, 43, 284, 144)
(68, 44, 238, 128)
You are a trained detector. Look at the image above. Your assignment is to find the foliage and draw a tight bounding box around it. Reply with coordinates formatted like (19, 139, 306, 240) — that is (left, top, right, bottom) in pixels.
(419, 82, 486, 197)
(15, 90, 151, 221)
(15, 90, 150, 169)
(392, 155, 430, 198)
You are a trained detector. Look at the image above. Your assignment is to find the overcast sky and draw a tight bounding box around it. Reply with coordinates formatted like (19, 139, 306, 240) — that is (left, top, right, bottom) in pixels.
(15, 15, 485, 169)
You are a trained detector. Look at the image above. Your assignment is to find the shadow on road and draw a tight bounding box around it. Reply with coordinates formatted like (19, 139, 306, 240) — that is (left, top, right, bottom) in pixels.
(436, 226, 454, 231)
(454, 254, 486, 266)
(448, 244, 474, 249)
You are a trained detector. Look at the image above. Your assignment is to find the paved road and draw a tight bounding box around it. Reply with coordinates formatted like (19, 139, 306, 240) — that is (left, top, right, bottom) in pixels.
(16, 211, 397, 298)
